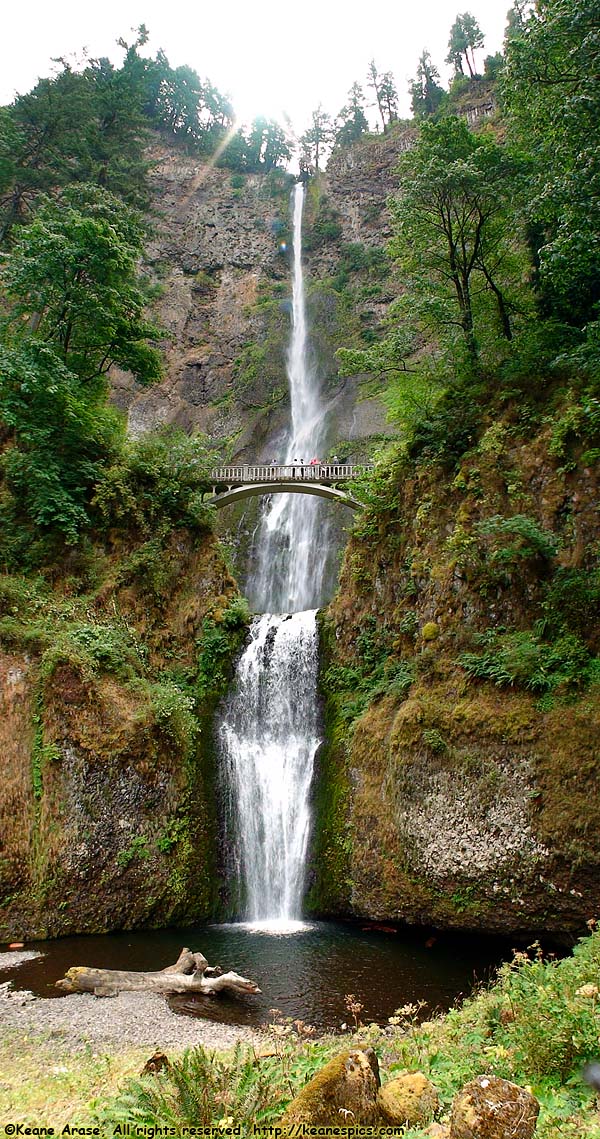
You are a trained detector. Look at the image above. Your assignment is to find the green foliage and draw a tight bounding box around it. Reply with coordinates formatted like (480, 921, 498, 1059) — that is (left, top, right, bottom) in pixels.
(446, 12, 485, 78)
(0, 341, 123, 558)
(321, 618, 415, 725)
(332, 242, 389, 293)
(196, 597, 250, 702)
(385, 929, 600, 1137)
(334, 83, 369, 149)
(2, 184, 162, 386)
(31, 692, 60, 801)
(409, 51, 446, 119)
(390, 117, 528, 366)
(92, 427, 220, 536)
(422, 728, 449, 755)
(0, 50, 151, 239)
(460, 628, 598, 695)
(100, 1040, 334, 1131)
(304, 194, 343, 251)
(493, 935, 600, 1081)
(502, 0, 600, 327)
(406, 383, 483, 467)
(299, 105, 333, 172)
(40, 620, 146, 684)
(116, 835, 150, 868)
(367, 60, 399, 132)
(475, 514, 559, 565)
(144, 681, 198, 755)
(541, 565, 600, 642)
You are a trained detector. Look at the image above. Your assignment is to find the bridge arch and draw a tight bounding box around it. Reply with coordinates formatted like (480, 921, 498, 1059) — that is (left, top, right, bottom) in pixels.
(206, 481, 362, 510)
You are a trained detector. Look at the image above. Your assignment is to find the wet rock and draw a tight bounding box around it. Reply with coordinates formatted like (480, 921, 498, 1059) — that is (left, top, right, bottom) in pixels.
(280, 1048, 380, 1126)
(377, 1070, 440, 1126)
(450, 1075, 539, 1139)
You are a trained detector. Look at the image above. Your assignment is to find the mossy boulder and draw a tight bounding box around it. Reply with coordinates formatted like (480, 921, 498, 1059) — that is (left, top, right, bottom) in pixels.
(377, 1070, 440, 1126)
(450, 1074, 539, 1139)
(280, 1048, 380, 1126)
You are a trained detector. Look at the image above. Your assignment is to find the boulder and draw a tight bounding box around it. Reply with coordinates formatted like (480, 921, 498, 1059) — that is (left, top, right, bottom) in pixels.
(378, 1070, 440, 1126)
(280, 1048, 380, 1126)
(450, 1074, 539, 1139)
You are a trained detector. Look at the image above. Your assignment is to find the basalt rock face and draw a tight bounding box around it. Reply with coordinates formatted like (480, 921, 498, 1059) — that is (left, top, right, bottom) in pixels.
(112, 151, 293, 452)
(310, 421, 600, 935)
(113, 140, 405, 462)
(0, 531, 244, 940)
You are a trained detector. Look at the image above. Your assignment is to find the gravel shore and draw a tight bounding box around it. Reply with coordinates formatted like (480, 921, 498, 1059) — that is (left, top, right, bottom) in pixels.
(0, 953, 262, 1052)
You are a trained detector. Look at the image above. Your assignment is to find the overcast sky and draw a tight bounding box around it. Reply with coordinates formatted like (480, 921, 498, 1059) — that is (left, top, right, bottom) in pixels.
(3, 0, 512, 131)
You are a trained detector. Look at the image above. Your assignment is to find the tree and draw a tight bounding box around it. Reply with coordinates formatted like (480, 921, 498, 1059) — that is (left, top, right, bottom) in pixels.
(409, 52, 446, 119)
(0, 340, 122, 552)
(0, 53, 151, 241)
(243, 118, 292, 171)
(389, 117, 526, 365)
(502, 0, 600, 327)
(446, 12, 484, 78)
(334, 83, 369, 148)
(299, 105, 333, 172)
(366, 61, 398, 132)
(2, 184, 163, 387)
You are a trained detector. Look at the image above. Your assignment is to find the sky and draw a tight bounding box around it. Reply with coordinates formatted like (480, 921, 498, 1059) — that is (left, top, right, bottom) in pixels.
(2, 0, 512, 132)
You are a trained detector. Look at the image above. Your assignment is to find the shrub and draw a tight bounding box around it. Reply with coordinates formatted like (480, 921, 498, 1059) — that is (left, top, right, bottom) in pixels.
(475, 514, 559, 564)
(460, 628, 598, 694)
(99, 1042, 320, 1129)
(92, 427, 220, 536)
(493, 936, 600, 1081)
(144, 681, 198, 755)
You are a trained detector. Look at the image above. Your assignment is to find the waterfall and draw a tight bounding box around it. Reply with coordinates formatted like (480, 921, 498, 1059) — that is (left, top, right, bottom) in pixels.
(219, 183, 327, 925)
(247, 183, 330, 614)
(220, 611, 320, 924)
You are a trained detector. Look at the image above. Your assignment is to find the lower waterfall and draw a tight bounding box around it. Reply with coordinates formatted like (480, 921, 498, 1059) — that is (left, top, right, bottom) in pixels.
(219, 611, 320, 925)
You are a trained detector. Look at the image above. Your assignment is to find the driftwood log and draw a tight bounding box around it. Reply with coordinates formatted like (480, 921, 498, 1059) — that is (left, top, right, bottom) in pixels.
(55, 947, 261, 999)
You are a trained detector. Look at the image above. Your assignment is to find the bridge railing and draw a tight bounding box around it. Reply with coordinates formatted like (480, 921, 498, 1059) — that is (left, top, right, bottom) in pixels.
(209, 463, 373, 484)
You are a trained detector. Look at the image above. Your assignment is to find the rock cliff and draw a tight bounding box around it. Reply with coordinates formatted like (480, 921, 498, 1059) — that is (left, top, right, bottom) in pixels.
(0, 528, 246, 939)
(310, 416, 600, 935)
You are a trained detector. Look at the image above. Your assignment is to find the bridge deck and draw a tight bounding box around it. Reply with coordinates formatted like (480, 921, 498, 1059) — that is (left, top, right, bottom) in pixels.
(209, 463, 371, 487)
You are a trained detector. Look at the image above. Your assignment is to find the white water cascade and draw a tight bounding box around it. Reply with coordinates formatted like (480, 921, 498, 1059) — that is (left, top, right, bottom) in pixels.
(219, 183, 328, 926)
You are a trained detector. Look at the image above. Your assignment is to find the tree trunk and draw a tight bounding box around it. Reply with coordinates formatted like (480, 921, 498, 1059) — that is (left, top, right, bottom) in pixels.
(55, 947, 261, 999)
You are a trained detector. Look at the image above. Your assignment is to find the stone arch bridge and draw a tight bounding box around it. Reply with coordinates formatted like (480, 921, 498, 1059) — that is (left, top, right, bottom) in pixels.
(204, 463, 372, 510)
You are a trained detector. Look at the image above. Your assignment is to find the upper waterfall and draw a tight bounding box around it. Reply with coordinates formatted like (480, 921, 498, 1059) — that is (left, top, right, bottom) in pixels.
(246, 183, 331, 614)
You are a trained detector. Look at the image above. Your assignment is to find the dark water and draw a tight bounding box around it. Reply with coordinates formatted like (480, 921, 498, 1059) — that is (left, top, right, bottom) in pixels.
(0, 920, 516, 1031)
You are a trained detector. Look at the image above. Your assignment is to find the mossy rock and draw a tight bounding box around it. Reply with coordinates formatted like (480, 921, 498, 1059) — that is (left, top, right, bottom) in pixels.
(421, 622, 440, 641)
(450, 1074, 539, 1139)
(280, 1048, 380, 1126)
(377, 1070, 440, 1126)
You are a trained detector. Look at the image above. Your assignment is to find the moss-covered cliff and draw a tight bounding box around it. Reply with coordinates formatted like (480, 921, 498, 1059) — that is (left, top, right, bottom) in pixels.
(308, 408, 599, 935)
(0, 523, 248, 940)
